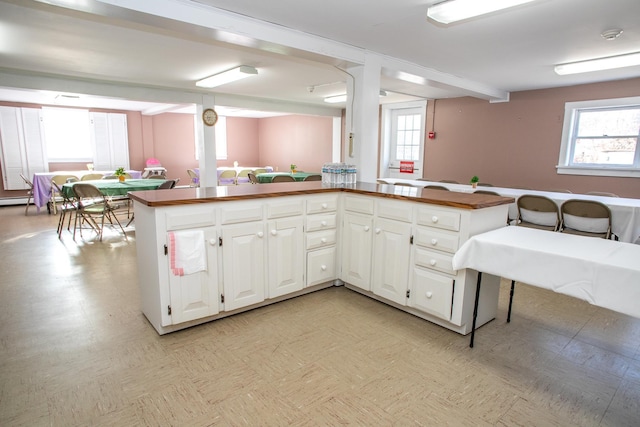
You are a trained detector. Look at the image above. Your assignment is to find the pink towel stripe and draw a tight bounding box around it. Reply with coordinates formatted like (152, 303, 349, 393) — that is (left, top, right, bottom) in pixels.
(168, 232, 184, 276)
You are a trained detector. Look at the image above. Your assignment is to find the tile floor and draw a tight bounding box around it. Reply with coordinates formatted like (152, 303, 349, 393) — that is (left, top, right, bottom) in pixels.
(0, 205, 639, 426)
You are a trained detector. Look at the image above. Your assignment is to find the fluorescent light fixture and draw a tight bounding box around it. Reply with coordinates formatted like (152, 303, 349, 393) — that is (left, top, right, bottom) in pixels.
(196, 65, 258, 88)
(554, 52, 640, 75)
(324, 94, 347, 103)
(427, 0, 537, 24)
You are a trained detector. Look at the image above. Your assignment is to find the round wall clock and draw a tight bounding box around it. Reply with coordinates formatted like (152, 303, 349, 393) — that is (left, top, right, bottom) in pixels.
(202, 108, 218, 126)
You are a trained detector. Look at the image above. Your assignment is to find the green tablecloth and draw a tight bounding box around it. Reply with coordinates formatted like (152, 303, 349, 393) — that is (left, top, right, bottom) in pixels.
(256, 172, 320, 183)
(61, 179, 165, 198)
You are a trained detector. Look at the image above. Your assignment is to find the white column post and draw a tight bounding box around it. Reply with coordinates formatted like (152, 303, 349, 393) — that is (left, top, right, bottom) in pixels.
(198, 94, 218, 187)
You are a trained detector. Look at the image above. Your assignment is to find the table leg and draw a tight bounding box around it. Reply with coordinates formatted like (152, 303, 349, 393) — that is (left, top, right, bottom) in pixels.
(507, 280, 516, 323)
(470, 271, 482, 348)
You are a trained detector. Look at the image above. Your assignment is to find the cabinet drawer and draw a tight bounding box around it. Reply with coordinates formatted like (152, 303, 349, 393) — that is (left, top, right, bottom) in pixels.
(306, 229, 336, 250)
(266, 199, 304, 219)
(165, 207, 216, 230)
(413, 227, 459, 254)
(307, 247, 336, 287)
(414, 247, 455, 276)
(344, 196, 374, 215)
(409, 267, 453, 321)
(307, 196, 337, 214)
(220, 203, 263, 224)
(306, 213, 336, 232)
(377, 200, 412, 222)
(416, 207, 460, 232)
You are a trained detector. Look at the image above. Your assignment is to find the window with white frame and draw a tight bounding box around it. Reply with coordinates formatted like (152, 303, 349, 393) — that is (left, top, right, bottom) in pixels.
(558, 97, 640, 177)
(392, 108, 423, 161)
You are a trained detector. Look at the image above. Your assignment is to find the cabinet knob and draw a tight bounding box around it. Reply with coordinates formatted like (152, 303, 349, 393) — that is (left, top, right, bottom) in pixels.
(364, 226, 370, 232)
(431, 238, 438, 246)
(431, 216, 439, 223)
(321, 238, 327, 243)
(321, 264, 327, 271)
(375, 228, 381, 234)
(426, 291, 433, 299)
(208, 239, 216, 245)
(270, 229, 277, 236)
(430, 259, 436, 266)
(257, 231, 264, 238)
(321, 203, 328, 209)
(321, 221, 327, 227)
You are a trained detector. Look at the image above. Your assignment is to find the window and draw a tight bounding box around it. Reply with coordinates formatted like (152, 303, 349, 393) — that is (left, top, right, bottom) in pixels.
(392, 108, 423, 161)
(558, 97, 640, 177)
(379, 100, 426, 179)
(42, 107, 92, 161)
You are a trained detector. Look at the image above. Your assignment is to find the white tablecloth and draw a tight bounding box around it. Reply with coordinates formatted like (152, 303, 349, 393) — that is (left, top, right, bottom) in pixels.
(452, 226, 640, 319)
(380, 179, 640, 243)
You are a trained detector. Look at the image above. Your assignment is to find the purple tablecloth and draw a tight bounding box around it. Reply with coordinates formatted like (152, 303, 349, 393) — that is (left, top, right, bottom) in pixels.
(33, 170, 141, 210)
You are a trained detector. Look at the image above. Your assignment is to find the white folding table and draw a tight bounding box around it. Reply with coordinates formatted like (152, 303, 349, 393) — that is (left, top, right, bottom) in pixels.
(452, 226, 640, 347)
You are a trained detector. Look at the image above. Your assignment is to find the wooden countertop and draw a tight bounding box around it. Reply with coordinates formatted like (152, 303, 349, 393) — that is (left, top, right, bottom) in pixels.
(128, 182, 515, 209)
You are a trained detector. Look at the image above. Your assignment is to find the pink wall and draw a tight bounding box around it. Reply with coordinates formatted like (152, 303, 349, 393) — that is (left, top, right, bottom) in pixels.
(258, 115, 333, 172)
(424, 77, 640, 198)
(218, 117, 260, 167)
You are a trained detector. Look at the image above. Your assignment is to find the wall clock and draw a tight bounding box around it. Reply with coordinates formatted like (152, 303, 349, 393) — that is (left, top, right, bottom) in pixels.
(202, 108, 218, 126)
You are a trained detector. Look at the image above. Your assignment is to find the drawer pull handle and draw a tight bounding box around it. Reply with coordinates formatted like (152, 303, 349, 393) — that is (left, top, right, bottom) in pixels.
(375, 228, 381, 234)
(257, 231, 264, 238)
(430, 259, 436, 266)
(271, 230, 277, 236)
(321, 203, 328, 209)
(321, 238, 327, 243)
(364, 226, 370, 232)
(321, 221, 327, 227)
(321, 264, 327, 271)
(431, 238, 438, 245)
(432, 216, 439, 223)
(426, 291, 433, 299)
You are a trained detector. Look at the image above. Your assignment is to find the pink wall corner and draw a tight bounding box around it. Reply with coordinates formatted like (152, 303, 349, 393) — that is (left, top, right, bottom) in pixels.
(221, 117, 260, 167)
(258, 115, 333, 172)
(424, 77, 640, 198)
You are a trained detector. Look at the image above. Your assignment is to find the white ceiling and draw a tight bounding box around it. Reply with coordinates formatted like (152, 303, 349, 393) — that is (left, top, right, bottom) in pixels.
(0, 0, 639, 114)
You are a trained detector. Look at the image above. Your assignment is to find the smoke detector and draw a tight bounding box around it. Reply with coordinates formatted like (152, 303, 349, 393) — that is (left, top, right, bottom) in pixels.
(601, 29, 623, 41)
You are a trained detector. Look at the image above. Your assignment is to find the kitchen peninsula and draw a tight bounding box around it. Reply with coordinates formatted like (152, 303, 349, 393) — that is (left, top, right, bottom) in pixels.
(129, 182, 513, 335)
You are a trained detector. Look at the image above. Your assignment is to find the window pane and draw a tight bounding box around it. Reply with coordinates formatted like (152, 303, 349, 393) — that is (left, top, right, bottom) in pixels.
(577, 108, 640, 137)
(42, 107, 92, 160)
(572, 137, 637, 165)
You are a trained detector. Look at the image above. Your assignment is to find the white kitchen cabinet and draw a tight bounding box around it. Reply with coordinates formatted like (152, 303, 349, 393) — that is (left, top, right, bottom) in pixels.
(221, 221, 266, 311)
(341, 212, 373, 291)
(372, 217, 412, 305)
(267, 216, 304, 298)
(167, 226, 219, 324)
(305, 194, 338, 288)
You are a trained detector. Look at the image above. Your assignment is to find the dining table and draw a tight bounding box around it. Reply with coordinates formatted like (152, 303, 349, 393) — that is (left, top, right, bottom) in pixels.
(194, 166, 274, 185)
(256, 172, 320, 183)
(32, 170, 142, 210)
(379, 178, 640, 244)
(61, 178, 165, 199)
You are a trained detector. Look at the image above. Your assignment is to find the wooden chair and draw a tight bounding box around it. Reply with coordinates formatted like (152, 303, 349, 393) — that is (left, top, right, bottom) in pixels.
(271, 175, 295, 183)
(52, 181, 78, 238)
(515, 194, 560, 231)
(50, 175, 79, 214)
(236, 169, 253, 184)
(560, 199, 614, 239)
(303, 174, 321, 181)
(19, 173, 34, 216)
(157, 179, 177, 189)
(72, 183, 127, 241)
(248, 172, 259, 184)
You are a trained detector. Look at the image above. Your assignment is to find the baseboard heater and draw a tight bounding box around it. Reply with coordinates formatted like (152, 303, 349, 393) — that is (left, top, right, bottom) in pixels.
(0, 197, 29, 207)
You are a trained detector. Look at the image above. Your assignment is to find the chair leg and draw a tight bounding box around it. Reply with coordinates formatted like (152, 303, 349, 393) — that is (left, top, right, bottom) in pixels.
(25, 195, 32, 216)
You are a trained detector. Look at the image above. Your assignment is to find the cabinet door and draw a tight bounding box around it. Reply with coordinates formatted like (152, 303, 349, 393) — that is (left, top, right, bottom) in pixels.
(168, 227, 219, 325)
(222, 222, 266, 311)
(268, 217, 304, 298)
(341, 213, 373, 290)
(372, 218, 411, 305)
